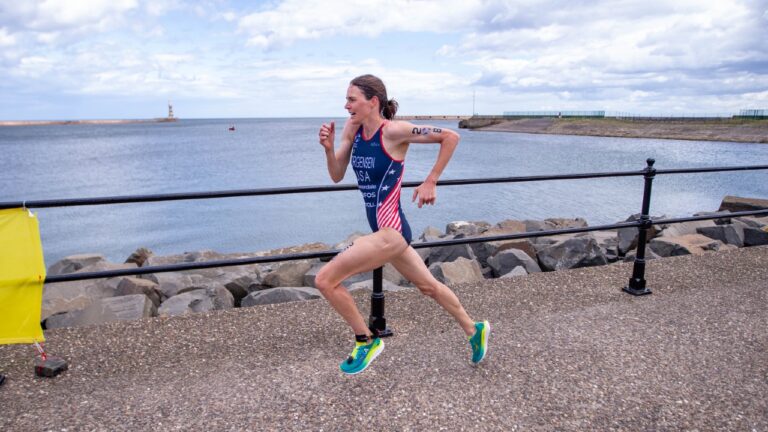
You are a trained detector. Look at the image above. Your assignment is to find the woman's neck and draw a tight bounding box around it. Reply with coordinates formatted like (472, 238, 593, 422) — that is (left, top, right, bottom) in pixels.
(361, 114, 385, 138)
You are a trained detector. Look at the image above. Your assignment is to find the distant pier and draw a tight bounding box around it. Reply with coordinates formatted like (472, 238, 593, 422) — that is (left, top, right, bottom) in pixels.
(397, 115, 470, 121)
(0, 118, 178, 127)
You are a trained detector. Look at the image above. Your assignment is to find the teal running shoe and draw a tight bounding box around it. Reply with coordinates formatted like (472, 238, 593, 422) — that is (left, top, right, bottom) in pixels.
(339, 337, 384, 375)
(469, 320, 490, 364)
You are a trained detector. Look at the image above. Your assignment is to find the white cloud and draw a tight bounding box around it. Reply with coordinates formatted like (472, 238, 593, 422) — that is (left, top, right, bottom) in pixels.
(0, 27, 15, 46)
(1, 0, 138, 32)
(237, 0, 487, 49)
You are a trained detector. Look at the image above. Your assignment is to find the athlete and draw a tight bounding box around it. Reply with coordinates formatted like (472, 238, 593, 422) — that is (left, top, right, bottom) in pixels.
(316, 74, 490, 375)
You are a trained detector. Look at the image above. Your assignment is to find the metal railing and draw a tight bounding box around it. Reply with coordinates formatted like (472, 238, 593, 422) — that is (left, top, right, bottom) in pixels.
(3, 159, 767, 335)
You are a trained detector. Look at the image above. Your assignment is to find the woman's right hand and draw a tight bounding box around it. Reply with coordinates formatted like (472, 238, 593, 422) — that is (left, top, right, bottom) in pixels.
(319, 121, 335, 151)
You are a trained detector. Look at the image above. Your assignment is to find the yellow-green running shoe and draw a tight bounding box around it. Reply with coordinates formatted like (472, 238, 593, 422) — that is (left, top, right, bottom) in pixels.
(339, 337, 384, 375)
(469, 320, 490, 364)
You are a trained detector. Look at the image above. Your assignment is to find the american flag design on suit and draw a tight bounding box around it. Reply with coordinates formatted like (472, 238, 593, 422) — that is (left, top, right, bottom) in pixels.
(349, 121, 413, 244)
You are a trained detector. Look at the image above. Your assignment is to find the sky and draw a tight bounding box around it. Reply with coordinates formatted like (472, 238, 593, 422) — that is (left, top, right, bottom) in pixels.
(1, 0, 767, 120)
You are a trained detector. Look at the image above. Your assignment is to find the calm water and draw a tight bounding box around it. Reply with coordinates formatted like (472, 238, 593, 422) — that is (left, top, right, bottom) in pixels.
(2, 118, 767, 265)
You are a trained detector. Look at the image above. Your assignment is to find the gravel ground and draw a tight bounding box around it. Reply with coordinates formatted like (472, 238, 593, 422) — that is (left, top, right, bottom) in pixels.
(1, 246, 766, 431)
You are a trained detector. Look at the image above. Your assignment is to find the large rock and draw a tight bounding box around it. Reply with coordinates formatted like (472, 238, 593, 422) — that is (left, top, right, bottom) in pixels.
(467, 224, 529, 267)
(115, 277, 162, 307)
(499, 266, 528, 278)
(426, 241, 477, 266)
(223, 274, 262, 304)
(734, 216, 768, 228)
(623, 247, 662, 262)
(47, 254, 106, 276)
(649, 234, 723, 257)
(240, 287, 321, 307)
(445, 220, 491, 236)
(658, 220, 717, 238)
(302, 262, 370, 288)
(696, 224, 745, 247)
(536, 234, 608, 271)
(157, 286, 234, 317)
(45, 294, 156, 329)
(125, 248, 154, 266)
(617, 214, 663, 255)
(263, 260, 314, 287)
(487, 248, 542, 277)
(743, 227, 768, 246)
(145, 251, 264, 294)
(718, 195, 768, 212)
(41, 261, 138, 320)
(428, 257, 484, 285)
(141, 272, 198, 299)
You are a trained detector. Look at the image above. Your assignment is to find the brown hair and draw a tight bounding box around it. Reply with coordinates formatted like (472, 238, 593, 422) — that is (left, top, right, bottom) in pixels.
(350, 74, 398, 119)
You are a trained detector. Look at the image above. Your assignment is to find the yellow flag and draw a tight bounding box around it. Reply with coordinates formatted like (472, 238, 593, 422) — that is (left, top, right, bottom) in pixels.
(0, 208, 46, 344)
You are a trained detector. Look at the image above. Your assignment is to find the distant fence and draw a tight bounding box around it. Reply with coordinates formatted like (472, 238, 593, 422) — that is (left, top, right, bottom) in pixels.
(493, 109, 768, 121)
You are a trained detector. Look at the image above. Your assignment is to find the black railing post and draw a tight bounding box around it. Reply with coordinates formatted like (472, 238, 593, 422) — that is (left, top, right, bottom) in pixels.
(624, 158, 656, 296)
(369, 267, 393, 337)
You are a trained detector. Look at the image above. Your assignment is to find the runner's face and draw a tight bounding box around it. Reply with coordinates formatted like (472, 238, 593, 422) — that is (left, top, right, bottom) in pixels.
(345, 85, 376, 124)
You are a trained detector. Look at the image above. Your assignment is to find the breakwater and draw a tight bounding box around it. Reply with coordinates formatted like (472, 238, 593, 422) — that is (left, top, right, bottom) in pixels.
(460, 116, 768, 143)
(0, 118, 177, 127)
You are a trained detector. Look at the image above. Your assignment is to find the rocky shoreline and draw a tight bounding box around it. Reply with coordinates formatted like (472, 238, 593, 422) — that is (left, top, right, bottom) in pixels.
(459, 117, 768, 143)
(0, 118, 177, 127)
(40, 196, 768, 330)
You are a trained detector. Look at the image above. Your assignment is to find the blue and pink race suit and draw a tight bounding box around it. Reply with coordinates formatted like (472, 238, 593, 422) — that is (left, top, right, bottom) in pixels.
(350, 121, 412, 244)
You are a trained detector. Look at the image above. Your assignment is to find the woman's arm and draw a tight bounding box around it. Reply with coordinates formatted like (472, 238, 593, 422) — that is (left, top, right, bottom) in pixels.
(385, 121, 460, 208)
(319, 121, 355, 183)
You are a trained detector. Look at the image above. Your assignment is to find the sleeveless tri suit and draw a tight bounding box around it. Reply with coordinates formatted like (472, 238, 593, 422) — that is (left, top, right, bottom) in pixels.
(350, 122, 412, 244)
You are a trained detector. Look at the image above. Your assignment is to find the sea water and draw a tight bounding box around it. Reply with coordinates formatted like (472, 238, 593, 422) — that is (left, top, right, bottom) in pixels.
(1, 118, 767, 265)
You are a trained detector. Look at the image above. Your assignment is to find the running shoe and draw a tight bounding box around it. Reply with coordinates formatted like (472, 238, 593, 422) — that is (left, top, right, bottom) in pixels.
(469, 320, 490, 364)
(339, 337, 384, 375)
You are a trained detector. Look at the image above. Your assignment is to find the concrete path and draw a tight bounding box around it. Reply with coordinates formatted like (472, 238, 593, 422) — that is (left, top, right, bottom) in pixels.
(1, 246, 766, 431)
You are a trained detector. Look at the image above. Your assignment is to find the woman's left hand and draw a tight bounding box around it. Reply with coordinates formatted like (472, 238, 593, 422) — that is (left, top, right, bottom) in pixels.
(412, 181, 437, 208)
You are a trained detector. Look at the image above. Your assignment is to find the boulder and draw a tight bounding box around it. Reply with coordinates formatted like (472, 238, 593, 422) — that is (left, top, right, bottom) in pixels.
(487, 249, 542, 277)
(115, 277, 162, 307)
(623, 247, 662, 263)
(499, 266, 528, 278)
(617, 214, 663, 255)
(262, 260, 314, 287)
(445, 220, 491, 236)
(47, 254, 106, 276)
(536, 234, 608, 271)
(157, 286, 234, 317)
(734, 216, 768, 228)
(125, 248, 154, 266)
(141, 272, 198, 299)
(696, 224, 744, 247)
(694, 211, 731, 225)
(224, 274, 262, 304)
(718, 195, 768, 213)
(428, 257, 484, 285)
(743, 227, 768, 246)
(45, 294, 156, 329)
(545, 217, 588, 229)
(649, 234, 723, 257)
(240, 287, 321, 307)
(426, 242, 477, 266)
(495, 219, 527, 232)
(658, 220, 717, 238)
(524, 219, 556, 233)
(414, 229, 443, 262)
(467, 224, 529, 267)
(41, 261, 138, 320)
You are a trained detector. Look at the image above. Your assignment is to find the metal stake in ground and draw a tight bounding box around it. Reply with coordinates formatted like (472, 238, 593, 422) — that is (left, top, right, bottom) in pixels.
(369, 267, 393, 337)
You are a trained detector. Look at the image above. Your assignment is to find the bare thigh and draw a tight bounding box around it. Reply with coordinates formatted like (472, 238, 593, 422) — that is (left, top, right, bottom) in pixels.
(316, 228, 409, 288)
(388, 246, 437, 289)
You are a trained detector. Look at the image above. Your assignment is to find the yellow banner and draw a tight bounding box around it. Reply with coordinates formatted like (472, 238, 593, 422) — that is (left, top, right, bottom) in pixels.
(0, 208, 46, 344)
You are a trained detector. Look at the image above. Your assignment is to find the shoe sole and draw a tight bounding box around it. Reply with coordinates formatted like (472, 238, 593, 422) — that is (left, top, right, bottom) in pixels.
(474, 321, 490, 364)
(342, 340, 384, 375)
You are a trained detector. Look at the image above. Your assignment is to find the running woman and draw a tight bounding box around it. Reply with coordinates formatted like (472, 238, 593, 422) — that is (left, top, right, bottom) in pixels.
(317, 74, 489, 375)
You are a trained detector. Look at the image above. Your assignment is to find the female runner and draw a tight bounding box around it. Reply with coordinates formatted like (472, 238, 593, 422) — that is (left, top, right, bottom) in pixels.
(317, 74, 489, 375)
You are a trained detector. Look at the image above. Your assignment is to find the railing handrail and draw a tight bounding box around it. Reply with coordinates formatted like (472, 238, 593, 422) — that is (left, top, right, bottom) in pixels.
(43, 208, 768, 284)
(3, 164, 767, 210)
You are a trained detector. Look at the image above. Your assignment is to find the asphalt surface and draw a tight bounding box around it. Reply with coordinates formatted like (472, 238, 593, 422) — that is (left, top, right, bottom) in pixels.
(1, 246, 766, 431)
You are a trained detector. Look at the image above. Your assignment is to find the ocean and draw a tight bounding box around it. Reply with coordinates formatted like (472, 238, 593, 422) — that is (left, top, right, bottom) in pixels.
(1, 118, 767, 266)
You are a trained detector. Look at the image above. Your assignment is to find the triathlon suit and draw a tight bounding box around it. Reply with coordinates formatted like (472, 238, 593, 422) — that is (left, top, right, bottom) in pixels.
(350, 121, 412, 244)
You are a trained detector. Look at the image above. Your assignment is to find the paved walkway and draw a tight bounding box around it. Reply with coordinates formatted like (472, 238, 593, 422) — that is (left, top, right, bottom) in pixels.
(1, 246, 766, 431)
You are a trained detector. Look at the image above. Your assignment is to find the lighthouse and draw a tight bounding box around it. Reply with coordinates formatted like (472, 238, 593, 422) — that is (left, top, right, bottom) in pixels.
(168, 100, 174, 119)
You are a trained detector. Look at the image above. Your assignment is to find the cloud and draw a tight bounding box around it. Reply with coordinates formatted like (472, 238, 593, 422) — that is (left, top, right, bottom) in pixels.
(0, 0, 138, 32)
(237, 0, 487, 49)
(0, 27, 15, 46)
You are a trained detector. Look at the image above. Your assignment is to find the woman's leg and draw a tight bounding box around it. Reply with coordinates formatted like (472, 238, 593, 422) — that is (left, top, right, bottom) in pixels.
(315, 228, 409, 337)
(389, 246, 476, 336)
